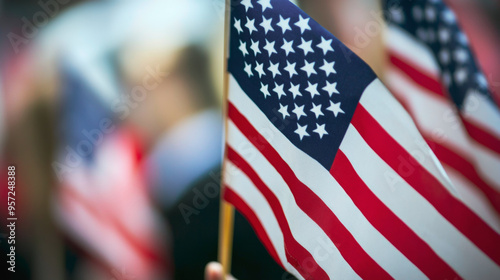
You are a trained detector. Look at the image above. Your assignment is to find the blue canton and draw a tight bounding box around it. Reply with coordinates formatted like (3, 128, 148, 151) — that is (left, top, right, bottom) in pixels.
(229, 0, 376, 169)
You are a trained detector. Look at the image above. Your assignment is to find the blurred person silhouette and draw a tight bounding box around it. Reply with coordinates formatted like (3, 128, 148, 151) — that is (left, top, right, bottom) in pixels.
(118, 0, 290, 279)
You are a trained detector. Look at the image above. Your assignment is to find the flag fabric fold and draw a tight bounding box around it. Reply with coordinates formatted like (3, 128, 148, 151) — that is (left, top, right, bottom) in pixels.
(223, 0, 500, 279)
(384, 0, 500, 230)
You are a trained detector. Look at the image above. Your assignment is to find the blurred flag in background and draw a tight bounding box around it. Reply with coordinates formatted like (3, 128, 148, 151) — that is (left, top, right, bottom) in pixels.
(384, 0, 500, 221)
(53, 61, 171, 280)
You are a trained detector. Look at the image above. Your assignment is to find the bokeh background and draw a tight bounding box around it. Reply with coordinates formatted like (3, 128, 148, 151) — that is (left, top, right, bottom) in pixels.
(0, 0, 499, 279)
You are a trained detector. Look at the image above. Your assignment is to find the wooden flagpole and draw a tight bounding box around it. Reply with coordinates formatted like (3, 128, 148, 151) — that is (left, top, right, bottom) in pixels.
(218, 0, 235, 279)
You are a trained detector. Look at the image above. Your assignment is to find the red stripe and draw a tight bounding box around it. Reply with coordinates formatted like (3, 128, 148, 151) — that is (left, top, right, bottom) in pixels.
(224, 186, 284, 270)
(425, 137, 500, 214)
(461, 116, 500, 156)
(331, 150, 462, 279)
(389, 85, 500, 214)
(390, 51, 500, 157)
(351, 104, 500, 265)
(389, 52, 446, 98)
(228, 102, 393, 280)
(226, 148, 328, 280)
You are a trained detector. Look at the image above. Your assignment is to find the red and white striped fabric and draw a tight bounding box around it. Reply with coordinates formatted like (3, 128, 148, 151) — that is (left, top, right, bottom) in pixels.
(384, 3, 500, 224)
(225, 75, 500, 279)
(223, 0, 500, 279)
(55, 130, 170, 279)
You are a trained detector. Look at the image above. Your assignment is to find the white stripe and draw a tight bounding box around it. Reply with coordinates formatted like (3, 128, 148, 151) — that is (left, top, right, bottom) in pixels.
(358, 79, 457, 195)
(474, 142, 500, 191)
(386, 68, 472, 156)
(340, 125, 500, 279)
(462, 90, 500, 139)
(228, 75, 424, 279)
(227, 123, 361, 280)
(225, 163, 307, 280)
(388, 26, 500, 141)
(442, 164, 500, 233)
(387, 67, 500, 190)
(385, 67, 500, 230)
(224, 163, 303, 279)
(386, 25, 439, 77)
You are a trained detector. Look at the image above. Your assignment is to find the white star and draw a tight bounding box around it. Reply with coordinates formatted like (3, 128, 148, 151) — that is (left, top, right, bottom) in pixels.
(292, 104, 307, 120)
(241, 0, 253, 12)
(305, 82, 320, 98)
(257, 0, 272, 12)
(453, 48, 468, 64)
(323, 81, 339, 96)
(425, 6, 436, 22)
(284, 61, 298, 78)
(250, 40, 261, 56)
(289, 83, 302, 99)
(438, 27, 450, 44)
(244, 62, 253, 77)
(260, 82, 271, 98)
(294, 123, 309, 141)
(239, 40, 249, 56)
(442, 9, 455, 24)
(298, 38, 314, 56)
(476, 73, 488, 88)
(439, 49, 450, 64)
(260, 16, 274, 34)
(389, 7, 405, 24)
(442, 71, 452, 86)
(234, 18, 243, 34)
(268, 61, 281, 78)
(277, 15, 291, 34)
(294, 15, 311, 34)
(273, 82, 287, 99)
(245, 17, 257, 34)
(310, 103, 324, 119)
(278, 103, 289, 119)
(457, 32, 468, 45)
(313, 123, 328, 139)
(255, 62, 265, 78)
(281, 39, 295, 56)
(317, 37, 334, 55)
(264, 39, 277, 57)
(301, 60, 316, 78)
(454, 68, 467, 84)
(319, 59, 336, 76)
(327, 101, 344, 117)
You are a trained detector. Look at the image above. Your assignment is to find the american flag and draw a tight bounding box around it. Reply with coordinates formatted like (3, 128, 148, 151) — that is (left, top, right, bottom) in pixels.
(54, 63, 170, 279)
(384, 1, 500, 230)
(223, 0, 500, 279)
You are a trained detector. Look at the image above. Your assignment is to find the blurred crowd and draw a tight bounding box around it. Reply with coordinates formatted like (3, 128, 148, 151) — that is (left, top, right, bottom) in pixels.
(0, 0, 499, 279)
